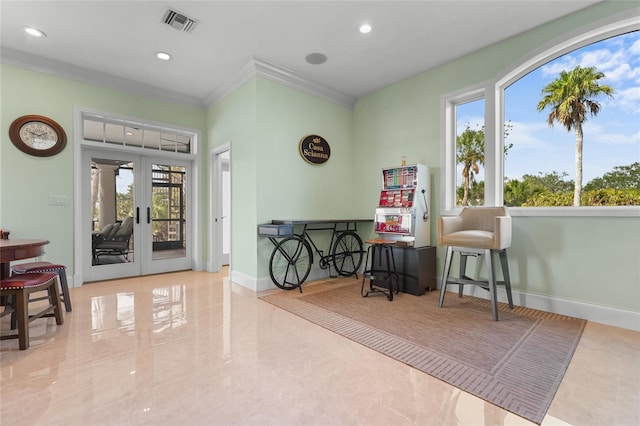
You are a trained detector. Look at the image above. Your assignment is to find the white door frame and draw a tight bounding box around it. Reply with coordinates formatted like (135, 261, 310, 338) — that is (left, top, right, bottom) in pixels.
(72, 107, 201, 287)
(209, 143, 231, 272)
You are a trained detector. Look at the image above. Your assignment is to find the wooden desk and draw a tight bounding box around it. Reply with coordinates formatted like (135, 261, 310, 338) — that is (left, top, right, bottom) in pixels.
(0, 239, 50, 280)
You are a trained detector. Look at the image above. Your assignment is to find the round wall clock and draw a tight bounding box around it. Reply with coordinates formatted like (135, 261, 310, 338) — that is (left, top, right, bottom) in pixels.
(9, 115, 67, 157)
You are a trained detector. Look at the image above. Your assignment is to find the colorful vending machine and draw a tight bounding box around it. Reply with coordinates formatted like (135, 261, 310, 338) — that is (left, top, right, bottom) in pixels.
(374, 164, 430, 247)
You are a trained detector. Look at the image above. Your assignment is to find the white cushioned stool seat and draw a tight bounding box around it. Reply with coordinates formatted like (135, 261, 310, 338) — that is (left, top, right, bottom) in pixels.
(437, 206, 514, 320)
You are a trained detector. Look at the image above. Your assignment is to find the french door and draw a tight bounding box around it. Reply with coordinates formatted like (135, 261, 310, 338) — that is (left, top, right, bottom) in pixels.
(82, 148, 192, 282)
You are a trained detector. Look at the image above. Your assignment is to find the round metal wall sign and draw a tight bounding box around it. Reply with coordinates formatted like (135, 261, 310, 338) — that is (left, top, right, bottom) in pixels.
(299, 134, 330, 165)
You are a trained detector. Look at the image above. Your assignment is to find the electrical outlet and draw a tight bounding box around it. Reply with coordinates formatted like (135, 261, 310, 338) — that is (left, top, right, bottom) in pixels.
(48, 194, 67, 206)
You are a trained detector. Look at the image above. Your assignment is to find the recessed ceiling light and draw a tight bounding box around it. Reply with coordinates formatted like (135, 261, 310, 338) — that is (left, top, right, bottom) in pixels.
(156, 51, 172, 61)
(24, 27, 46, 37)
(359, 24, 372, 34)
(305, 52, 327, 65)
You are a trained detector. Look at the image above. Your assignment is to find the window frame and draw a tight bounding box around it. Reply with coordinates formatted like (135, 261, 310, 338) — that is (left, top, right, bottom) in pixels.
(441, 11, 640, 217)
(79, 108, 199, 161)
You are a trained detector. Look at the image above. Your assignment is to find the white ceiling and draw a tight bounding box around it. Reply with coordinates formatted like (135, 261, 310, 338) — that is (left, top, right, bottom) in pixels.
(1, 1, 602, 109)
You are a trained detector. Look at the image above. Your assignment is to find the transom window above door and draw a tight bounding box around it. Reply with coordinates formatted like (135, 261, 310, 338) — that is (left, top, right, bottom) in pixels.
(82, 112, 196, 154)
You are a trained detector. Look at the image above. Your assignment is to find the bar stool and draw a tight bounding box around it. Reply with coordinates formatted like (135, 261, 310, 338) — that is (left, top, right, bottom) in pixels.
(0, 272, 64, 350)
(437, 206, 514, 321)
(361, 239, 399, 301)
(11, 262, 72, 312)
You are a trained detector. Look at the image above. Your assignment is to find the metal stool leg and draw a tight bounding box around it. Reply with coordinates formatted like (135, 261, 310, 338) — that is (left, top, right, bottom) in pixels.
(361, 246, 374, 297)
(438, 246, 453, 308)
(458, 252, 469, 298)
(499, 249, 514, 308)
(485, 249, 499, 321)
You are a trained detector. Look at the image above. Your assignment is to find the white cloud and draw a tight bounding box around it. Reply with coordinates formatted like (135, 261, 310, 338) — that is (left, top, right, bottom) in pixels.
(610, 86, 640, 114)
(507, 121, 554, 149)
(584, 121, 640, 145)
(541, 57, 578, 77)
(541, 34, 640, 86)
(581, 48, 620, 69)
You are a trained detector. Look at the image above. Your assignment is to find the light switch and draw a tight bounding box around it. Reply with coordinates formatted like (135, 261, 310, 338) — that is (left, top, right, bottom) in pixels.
(48, 194, 68, 206)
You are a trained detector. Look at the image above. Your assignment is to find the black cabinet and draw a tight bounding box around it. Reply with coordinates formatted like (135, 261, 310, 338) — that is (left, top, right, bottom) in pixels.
(390, 246, 437, 296)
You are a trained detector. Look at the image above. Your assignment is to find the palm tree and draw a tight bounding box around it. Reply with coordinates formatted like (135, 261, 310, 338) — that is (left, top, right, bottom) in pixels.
(537, 65, 614, 206)
(456, 122, 513, 206)
(456, 125, 484, 206)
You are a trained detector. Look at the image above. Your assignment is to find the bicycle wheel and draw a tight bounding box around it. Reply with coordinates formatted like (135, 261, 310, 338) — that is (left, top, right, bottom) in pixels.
(269, 235, 313, 290)
(332, 231, 364, 277)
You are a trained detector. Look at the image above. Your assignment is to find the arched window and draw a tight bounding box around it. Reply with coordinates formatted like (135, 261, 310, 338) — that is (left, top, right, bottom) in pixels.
(442, 14, 640, 216)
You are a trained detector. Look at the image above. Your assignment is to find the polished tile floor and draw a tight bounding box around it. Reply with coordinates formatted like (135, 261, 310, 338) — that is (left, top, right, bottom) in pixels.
(1, 270, 639, 425)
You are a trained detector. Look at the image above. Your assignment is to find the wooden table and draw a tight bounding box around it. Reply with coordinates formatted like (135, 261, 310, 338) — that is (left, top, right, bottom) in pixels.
(0, 239, 50, 280)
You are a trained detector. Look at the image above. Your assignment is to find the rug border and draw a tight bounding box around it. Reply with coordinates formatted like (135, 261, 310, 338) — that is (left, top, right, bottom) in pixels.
(260, 282, 586, 425)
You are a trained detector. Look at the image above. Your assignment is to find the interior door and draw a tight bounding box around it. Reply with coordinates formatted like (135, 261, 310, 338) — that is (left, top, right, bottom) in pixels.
(211, 148, 230, 271)
(143, 157, 192, 275)
(221, 152, 230, 265)
(82, 149, 192, 281)
(83, 149, 141, 282)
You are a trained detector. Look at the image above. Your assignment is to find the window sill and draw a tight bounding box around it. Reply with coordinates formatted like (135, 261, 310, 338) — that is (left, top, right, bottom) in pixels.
(507, 206, 640, 217)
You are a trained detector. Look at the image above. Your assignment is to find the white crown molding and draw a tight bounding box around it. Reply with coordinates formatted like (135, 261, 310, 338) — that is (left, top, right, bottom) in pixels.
(201, 57, 258, 108)
(203, 56, 357, 110)
(2, 48, 357, 111)
(253, 57, 357, 109)
(1, 47, 205, 110)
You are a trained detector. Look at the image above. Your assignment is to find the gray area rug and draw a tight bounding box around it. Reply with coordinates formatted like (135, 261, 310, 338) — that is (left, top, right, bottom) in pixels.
(260, 279, 586, 424)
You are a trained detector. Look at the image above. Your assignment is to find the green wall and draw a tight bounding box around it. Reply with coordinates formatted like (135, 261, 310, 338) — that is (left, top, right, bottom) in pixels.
(0, 64, 206, 275)
(1, 0, 637, 322)
(255, 78, 360, 278)
(207, 77, 360, 281)
(352, 1, 640, 312)
(207, 79, 258, 276)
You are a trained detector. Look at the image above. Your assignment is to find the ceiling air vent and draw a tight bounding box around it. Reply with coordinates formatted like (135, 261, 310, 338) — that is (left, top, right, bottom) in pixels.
(162, 9, 198, 33)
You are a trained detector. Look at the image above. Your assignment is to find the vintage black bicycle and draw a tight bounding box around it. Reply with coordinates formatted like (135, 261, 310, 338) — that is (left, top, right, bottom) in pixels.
(259, 219, 371, 291)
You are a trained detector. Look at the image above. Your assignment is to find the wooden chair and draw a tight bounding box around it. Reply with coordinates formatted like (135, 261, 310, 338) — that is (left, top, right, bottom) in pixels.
(0, 272, 64, 350)
(11, 261, 72, 312)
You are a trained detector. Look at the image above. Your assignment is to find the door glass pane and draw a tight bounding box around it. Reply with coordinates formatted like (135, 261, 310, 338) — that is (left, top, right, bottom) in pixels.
(151, 163, 187, 261)
(91, 158, 135, 265)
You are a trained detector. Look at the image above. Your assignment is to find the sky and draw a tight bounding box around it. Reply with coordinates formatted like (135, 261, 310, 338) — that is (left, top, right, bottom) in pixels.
(458, 30, 640, 185)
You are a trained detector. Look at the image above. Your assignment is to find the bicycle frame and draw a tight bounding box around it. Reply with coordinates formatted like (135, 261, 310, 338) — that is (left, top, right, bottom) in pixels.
(262, 219, 372, 290)
(299, 222, 353, 266)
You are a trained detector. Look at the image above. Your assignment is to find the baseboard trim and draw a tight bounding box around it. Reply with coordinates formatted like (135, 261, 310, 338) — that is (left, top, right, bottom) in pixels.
(239, 273, 639, 332)
(442, 282, 640, 332)
(234, 269, 346, 293)
(231, 270, 639, 332)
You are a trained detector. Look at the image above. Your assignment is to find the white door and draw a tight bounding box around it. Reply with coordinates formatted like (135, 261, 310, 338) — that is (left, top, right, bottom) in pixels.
(221, 152, 230, 265)
(144, 157, 192, 275)
(82, 148, 192, 281)
(211, 148, 231, 271)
